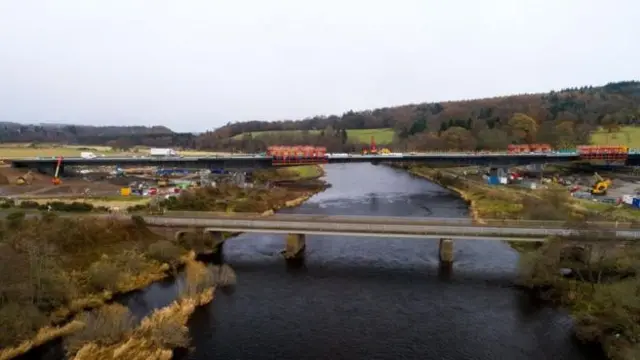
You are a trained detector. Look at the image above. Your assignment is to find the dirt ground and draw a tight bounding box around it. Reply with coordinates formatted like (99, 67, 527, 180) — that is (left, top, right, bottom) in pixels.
(0, 166, 122, 197)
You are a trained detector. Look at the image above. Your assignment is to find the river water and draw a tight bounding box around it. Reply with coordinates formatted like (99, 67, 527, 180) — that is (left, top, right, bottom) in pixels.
(31, 163, 604, 359)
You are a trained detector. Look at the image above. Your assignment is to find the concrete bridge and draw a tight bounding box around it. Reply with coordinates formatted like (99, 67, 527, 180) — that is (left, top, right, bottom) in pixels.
(122, 213, 640, 266)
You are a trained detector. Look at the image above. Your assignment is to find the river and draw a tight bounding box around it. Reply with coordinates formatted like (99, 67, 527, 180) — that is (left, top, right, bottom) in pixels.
(31, 163, 605, 359)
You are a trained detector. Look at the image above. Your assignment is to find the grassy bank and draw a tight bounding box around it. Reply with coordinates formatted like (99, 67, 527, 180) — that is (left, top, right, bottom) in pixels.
(0, 166, 326, 359)
(66, 258, 233, 360)
(402, 163, 640, 359)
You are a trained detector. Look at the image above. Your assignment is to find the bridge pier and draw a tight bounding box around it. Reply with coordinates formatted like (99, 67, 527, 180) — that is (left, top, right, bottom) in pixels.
(204, 230, 225, 255)
(439, 238, 454, 267)
(282, 233, 306, 262)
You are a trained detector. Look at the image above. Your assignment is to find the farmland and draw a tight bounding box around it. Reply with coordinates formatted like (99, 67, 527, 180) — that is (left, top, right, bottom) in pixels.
(590, 126, 640, 148)
(0, 143, 228, 159)
(232, 128, 395, 144)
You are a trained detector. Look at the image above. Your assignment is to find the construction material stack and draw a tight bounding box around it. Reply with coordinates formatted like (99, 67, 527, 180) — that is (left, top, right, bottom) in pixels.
(507, 144, 552, 154)
(267, 146, 327, 166)
(577, 145, 628, 164)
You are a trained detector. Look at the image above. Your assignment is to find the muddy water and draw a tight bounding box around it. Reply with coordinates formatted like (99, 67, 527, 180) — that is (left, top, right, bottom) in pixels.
(28, 163, 603, 359)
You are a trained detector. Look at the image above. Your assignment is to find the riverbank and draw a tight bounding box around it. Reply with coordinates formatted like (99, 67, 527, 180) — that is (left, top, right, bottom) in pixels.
(0, 165, 327, 359)
(66, 258, 231, 360)
(395, 163, 640, 360)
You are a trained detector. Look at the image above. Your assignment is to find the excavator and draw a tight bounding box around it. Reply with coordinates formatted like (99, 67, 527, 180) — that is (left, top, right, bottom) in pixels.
(591, 172, 612, 196)
(362, 136, 391, 155)
(15, 170, 34, 185)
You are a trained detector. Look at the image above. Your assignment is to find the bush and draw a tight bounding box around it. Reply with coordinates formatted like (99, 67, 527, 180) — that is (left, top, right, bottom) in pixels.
(19, 200, 39, 209)
(126, 204, 148, 213)
(6, 211, 26, 229)
(137, 314, 190, 349)
(40, 211, 59, 223)
(34, 271, 76, 312)
(65, 304, 135, 355)
(147, 240, 184, 266)
(86, 261, 121, 292)
(113, 250, 147, 274)
(130, 215, 146, 227)
(0, 303, 47, 348)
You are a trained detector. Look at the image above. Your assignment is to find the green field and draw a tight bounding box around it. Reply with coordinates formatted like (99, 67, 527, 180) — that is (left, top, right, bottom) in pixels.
(232, 128, 395, 144)
(0, 143, 227, 159)
(590, 126, 640, 148)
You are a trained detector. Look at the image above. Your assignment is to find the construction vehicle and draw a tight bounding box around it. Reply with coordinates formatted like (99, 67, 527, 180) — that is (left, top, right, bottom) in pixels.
(15, 171, 34, 185)
(362, 136, 391, 155)
(591, 172, 612, 196)
(52, 157, 63, 185)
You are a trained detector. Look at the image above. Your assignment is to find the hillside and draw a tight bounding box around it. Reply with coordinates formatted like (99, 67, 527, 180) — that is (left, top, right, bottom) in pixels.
(0, 122, 198, 149)
(196, 81, 640, 152)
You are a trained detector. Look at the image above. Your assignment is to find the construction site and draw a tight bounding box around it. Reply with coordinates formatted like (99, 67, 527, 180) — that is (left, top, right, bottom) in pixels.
(0, 158, 251, 202)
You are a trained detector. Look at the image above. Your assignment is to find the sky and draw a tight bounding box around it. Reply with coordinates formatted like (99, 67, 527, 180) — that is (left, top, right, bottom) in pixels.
(0, 1, 638, 133)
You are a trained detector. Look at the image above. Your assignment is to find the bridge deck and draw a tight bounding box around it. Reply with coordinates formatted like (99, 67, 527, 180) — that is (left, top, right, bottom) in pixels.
(135, 215, 640, 241)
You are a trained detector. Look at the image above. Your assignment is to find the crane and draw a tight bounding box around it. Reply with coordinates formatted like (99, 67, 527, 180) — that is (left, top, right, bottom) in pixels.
(52, 156, 63, 185)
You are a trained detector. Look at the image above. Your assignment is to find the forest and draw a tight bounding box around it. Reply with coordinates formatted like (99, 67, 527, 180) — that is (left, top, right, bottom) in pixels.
(2, 81, 640, 152)
(195, 81, 640, 152)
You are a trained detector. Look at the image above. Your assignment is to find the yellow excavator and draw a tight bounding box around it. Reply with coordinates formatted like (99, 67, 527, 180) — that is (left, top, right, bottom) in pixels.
(15, 171, 34, 185)
(591, 172, 612, 196)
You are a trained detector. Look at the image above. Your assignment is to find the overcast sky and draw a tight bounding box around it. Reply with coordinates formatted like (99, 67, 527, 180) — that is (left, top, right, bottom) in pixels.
(0, 1, 638, 133)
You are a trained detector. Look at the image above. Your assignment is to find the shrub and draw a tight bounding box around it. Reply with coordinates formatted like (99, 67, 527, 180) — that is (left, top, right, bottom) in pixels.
(113, 250, 147, 274)
(147, 240, 184, 266)
(130, 215, 146, 227)
(19, 200, 39, 209)
(0, 303, 47, 348)
(137, 314, 190, 349)
(40, 211, 59, 223)
(86, 261, 121, 292)
(6, 211, 26, 229)
(65, 304, 135, 355)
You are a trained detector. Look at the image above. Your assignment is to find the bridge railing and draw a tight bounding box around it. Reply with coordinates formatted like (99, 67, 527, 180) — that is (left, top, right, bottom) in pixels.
(155, 211, 639, 229)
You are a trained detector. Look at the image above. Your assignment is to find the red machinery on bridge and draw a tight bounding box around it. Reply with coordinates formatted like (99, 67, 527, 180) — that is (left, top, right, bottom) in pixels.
(267, 146, 327, 166)
(507, 144, 552, 154)
(577, 145, 629, 162)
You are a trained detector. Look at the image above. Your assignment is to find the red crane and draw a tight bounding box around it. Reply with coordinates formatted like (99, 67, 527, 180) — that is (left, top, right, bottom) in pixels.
(370, 136, 377, 154)
(52, 156, 63, 185)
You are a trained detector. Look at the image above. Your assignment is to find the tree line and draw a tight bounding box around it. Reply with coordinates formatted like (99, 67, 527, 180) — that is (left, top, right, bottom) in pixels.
(2, 81, 640, 152)
(196, 81, 640, 152)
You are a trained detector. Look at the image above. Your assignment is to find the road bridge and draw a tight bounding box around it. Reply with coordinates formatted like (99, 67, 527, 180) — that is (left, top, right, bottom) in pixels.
(59, 212, 640, 266)
(7, 153, 589, 172)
